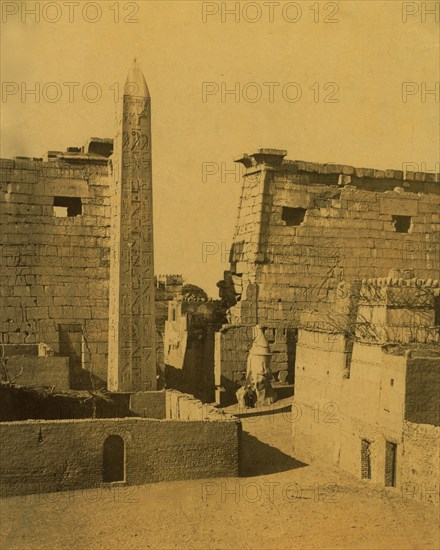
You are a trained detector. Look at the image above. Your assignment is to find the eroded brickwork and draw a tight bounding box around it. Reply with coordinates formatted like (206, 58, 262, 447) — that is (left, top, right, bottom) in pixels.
(1, 150, 112, 386)
(292, 278, 439, 496)
(0, 414, 240, 496)
(217, 149, 440, 399)
(1, 148, 185, 389)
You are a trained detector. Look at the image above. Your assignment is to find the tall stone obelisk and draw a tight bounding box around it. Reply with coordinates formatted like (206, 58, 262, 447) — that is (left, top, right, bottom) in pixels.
(108, 59, 156, 391)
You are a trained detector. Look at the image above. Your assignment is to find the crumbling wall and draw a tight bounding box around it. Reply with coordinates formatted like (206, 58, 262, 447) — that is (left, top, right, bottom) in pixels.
(292, 323, 439, 495)
(0, 415, 241, 496)
(401, 421, 439, 504)
(164, 300, 224, 402)
(217, 151, 440, 400)
(1, 156, 111, 386)
(166, 389, 236, 421)
(129, 391, 167, 419)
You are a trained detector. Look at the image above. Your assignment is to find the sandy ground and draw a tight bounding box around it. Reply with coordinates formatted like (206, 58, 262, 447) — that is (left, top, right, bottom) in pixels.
(1, 400, 439, 550)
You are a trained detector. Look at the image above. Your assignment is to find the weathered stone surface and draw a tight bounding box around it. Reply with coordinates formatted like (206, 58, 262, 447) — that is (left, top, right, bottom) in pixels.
(107, 60, 156, 392)
(215, 150, 440, 401)
(0, 151, 112, 386)
(3, 356, 70, 389)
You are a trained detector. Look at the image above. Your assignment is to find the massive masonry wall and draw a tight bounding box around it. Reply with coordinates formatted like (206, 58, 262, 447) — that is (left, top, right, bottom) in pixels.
(1, 155, 111, 386)
(229, 152, 440, 326)
(0, 414, 241, 496)
(0, 151, 180, 388)
(216, 150, 440, 399)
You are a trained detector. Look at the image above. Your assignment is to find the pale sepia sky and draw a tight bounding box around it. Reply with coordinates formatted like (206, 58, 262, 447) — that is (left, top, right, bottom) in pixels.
(1, 0, 439, 295)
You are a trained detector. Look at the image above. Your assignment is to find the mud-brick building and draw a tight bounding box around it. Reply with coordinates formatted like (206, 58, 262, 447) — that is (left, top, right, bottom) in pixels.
(292, 276, 439, 495)
(216, 149, 440, 402)
(0, 390, 241, 497)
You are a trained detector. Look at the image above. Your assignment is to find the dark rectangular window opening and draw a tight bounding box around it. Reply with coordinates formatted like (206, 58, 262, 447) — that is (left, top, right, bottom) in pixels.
(392, 215, 411, 233)
(385, 441, 397, 487)
(434, 296, 440, 326)
(53, 196, 82, 217)
(361, 439, 371, 480)
(282, 207, 307, 227)
(343, 351, 353, 379)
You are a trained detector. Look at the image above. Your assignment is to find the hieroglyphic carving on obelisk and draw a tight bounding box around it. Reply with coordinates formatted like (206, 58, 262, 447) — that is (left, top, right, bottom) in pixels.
(108, 59, 156, 391)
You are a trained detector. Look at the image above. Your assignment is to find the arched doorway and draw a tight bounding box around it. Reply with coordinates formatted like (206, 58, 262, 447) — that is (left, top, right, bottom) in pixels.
(103, 435, 125, 482)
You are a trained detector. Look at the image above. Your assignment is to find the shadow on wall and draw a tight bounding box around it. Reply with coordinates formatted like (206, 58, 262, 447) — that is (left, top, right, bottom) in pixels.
(0, 384, 133, 421)
(69, 366, 106, 391)
(165, 333, 216, 403)
(59, 324, 106, 390)
(165, 363, 215, 404)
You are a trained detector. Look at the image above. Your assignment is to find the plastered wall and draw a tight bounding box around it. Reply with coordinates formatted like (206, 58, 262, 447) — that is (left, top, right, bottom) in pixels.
(292, 327, 439, 497)
(0, 412, 241, 496)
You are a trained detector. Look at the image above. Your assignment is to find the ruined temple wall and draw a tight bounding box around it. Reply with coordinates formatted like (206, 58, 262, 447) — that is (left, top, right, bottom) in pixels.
(0, 415, 240, 496)
(1, 158, 111, 385)
(218, 157, 439, 399)
(243, 171, 440, 323)
(1, 157, 181, 388)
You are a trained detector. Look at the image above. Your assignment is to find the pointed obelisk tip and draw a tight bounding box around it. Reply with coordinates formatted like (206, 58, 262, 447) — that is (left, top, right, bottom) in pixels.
(124, 58, 149, 97)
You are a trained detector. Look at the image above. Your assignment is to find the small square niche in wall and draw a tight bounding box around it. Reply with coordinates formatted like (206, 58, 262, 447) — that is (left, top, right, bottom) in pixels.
(392, 215, 411, 233)
(282, 207, 307, 227)
(53, 197, 82, 217)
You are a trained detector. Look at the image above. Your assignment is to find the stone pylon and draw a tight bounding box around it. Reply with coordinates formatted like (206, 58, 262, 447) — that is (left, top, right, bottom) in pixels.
(108, 59, 156, 391)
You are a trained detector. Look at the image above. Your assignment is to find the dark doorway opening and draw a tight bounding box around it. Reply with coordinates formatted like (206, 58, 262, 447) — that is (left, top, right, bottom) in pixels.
(385, 441, 397, 487)
(361, 439, 371, 480)
(103, 435, 125, 482)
